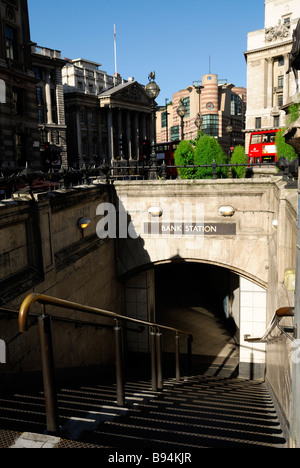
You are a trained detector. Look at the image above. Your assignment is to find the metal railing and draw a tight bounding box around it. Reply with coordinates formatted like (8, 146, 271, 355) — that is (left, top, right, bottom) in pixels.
(18, 293, 193, 434)
(0, 161, 282, 201)
(244, 307, 295, 344)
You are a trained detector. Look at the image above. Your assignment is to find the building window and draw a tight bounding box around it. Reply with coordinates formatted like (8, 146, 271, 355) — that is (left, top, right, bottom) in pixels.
(80, 109, 86, 125)
(92, 140, 98, 155)
(255, 117, 261, 129)
(36, 87, 45, 123)
(91, 111, 97, 125)
(12, 87, 24, 115)
(161, 111, 167, 128)
(171, 125, 179, 141)
(5, 25, 18, 60)
(81, 138, 87, 156)
(278, 75, 284, 89)
(182, 97, 190, 118)
(278, 94, 283, 107)
(278, 56, 284, 67)
(274, 116, 280, 127)
(202, 115, 219, 137)
(33, 66, 43, 80)
(231, 94, 242, 115)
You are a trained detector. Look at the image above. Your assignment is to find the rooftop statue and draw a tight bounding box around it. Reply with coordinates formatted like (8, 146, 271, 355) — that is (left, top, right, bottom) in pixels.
(287, 19, 300, 93)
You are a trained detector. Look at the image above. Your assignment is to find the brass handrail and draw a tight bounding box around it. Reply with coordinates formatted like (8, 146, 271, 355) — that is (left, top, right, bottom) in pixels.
(19, 293, 192, 338)
(244, 307, 295, 344)
(18, 293, 193, 435)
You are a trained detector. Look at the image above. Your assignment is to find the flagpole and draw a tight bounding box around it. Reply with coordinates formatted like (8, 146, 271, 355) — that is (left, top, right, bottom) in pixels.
(114, 24, 117, 77)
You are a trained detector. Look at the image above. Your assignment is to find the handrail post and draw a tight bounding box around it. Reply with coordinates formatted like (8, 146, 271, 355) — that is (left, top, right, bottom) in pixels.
(114, 320, 125, 407)
(156, 328, 163, 390)
(38, 310, 59, 434)
(187, 334, 193, 376)
(150, 327, 157, 392)
(175, 332, 180, 382)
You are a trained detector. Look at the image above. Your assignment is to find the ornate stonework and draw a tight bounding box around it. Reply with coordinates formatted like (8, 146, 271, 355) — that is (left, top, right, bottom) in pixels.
(265, 20, 291, 42)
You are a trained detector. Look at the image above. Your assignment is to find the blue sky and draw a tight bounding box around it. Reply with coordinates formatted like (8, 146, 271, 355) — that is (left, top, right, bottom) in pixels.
(27, 0, 265, 106)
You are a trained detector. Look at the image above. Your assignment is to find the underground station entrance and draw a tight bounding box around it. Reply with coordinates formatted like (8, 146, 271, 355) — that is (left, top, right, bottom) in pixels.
(154, 262, 240, 378)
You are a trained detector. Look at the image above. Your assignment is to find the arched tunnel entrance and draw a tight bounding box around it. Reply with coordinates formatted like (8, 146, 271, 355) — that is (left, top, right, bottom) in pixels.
(124, 261, 267, 380)
(154, 262, 240, 378)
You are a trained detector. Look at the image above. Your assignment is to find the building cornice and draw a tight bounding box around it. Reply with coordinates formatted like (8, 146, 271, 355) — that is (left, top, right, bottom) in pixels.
(244, 39, 293, 60)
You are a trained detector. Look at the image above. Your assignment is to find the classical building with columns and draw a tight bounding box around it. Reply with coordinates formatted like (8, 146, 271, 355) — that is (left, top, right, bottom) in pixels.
(244, 0, 300, 154)
(31, 45, 68, 169)
(62, 59, 152, 166)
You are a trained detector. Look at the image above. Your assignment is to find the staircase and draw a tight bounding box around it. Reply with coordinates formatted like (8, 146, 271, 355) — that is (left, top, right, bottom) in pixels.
(0, 371, 287, 449)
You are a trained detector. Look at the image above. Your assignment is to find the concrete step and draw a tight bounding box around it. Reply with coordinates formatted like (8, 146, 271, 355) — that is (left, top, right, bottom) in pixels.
(0, 374, 287, 448)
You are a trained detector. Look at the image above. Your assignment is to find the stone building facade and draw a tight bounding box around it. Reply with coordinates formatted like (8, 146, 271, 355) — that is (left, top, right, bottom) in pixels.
(0, 0, 40, 171)
(31, 45, 68, 169)
(62, 59, 152, 166)
(156, 74, 246, 156)
(245, 0, 300, 154)
(0, 0, 68, 172)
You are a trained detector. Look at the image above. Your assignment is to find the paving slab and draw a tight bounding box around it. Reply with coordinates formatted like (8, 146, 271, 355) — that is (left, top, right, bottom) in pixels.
(10, 432, 61, 449)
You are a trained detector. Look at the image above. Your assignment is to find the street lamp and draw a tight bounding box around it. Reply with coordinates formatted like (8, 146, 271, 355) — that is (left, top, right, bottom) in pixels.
(226, 122, 233, 158)
(177, 99, 187, 140)
(195, 113, 203, 133)
(145, 72, 160, 180)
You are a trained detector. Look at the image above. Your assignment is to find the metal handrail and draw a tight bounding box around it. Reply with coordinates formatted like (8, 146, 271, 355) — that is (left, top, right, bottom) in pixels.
(244, 307, 295, 344)
(18, 293, 193, 435)
(18, 293, 192, 337)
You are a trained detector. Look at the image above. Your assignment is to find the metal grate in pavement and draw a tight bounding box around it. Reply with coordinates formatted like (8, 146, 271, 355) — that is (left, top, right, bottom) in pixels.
(0, 429, 21, 448)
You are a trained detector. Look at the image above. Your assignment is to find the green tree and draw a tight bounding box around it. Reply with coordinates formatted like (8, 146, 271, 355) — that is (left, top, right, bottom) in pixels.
(174, 140, 196, 179)
(287, 103, 300, 125)
(275, 103, 299, 161)
(276, 128, 297, 161)
(194, 134, 228, 179)
(231, 145, 248, 178)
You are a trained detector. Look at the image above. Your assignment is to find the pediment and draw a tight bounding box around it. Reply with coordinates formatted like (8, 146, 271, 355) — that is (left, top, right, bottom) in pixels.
(117, 82, 150, 105)
(100, 81, 152, 107)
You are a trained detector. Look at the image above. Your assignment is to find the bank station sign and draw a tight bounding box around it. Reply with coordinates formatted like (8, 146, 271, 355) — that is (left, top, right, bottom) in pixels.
(144, 223, 237, 236)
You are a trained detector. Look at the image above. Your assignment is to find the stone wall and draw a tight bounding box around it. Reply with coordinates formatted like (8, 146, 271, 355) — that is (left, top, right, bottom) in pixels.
(0, 185, 124, 377)
(0, 177, 298, 433)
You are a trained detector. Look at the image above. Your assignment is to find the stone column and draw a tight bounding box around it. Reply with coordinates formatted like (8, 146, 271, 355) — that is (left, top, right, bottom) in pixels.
(108, 108, 114, 162)
(267, 58, 274, 108)
(142, 114, 147, 141)
(284, 54, 290, 104)
(117, 111, 123, 159)
(45, 72, 53, 125)
(135, 112, 140, 160)
(126, 111, 132, 160)
(76, 110, 83, 167)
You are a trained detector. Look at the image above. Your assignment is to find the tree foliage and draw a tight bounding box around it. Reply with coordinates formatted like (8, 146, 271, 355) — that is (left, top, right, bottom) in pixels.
(276, 129, 297, 161)
(231, 145, 248, 178)
(174, 140, 196, 179)
(274, 103, 299, 161)
(193, 135, 228, 179)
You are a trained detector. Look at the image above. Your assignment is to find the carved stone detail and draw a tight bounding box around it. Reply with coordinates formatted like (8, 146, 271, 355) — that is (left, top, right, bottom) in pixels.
(265, 20, 290, 43)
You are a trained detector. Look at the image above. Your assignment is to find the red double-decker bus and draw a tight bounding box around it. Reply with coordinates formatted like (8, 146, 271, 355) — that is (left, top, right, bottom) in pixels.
(139, 140, 179, 177)
(248, 129, 279, 164)
(155, 140, 180, 178)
